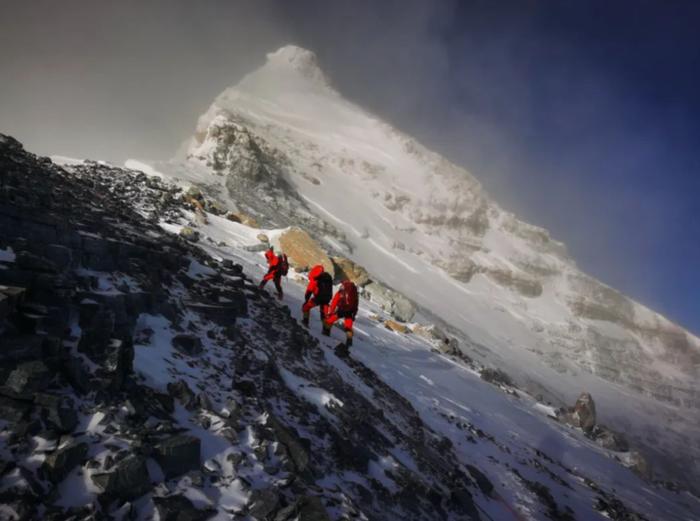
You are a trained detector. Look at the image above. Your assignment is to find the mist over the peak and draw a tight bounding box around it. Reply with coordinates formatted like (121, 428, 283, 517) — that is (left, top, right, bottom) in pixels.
(1, 0, 698, 333)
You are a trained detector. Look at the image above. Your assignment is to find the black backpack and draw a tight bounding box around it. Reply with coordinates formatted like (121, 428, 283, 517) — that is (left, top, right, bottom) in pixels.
(278, 254, 289, 276)
(315, 272, 333, 303)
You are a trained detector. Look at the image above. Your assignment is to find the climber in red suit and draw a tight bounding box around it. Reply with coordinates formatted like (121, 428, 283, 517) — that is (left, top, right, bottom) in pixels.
(324, 280, 359, 347)
(302, 265, 333, 328)
(259, 247, 286, 300)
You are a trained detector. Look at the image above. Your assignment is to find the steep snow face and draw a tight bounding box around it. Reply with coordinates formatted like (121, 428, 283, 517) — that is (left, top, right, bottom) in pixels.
(144, 46, 700, 485)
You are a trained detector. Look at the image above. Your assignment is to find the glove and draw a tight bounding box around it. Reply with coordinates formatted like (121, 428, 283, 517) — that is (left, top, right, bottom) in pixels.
(304, 291, 312, 303)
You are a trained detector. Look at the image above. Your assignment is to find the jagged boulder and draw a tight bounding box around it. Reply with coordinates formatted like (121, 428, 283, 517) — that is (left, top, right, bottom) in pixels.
(154, 494, 216, 521)
(362, 282, 415, 322)
(153, 434, 201, 479)
(180, 227, 200, 242)
(244, 242, 270, 253)
(34, 393, 78, 433)
(592, 425, 629, 452)
(42, 441, 88, 483)
(412, 324, 460, 355)
(126, 384, 175, 420)
(233, 379, 256, 397)
(4, 360, 50, 395)
(265, 414, 309, 474)
(275, 227, 334, 277)
(331, 256, 370, 286)
(100, 338, 134, 391)
(480, 368, 513, 387)
(172, 334, 203, 356)
(91, 454, 150, 500)
(167, 379, 197, 410)
(384, 320, 409, 334)
(573, 392, 596, 433)
(226, 211, 259, 228)
(557, 392, 597, 433)
(248, 488, 281, 519)
(185, 186, 204, 200)
(204, 199, 227, 216)
(412, 323, 445, 341)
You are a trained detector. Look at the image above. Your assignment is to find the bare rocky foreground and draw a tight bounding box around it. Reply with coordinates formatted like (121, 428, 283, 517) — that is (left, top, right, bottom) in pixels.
(0, 136, 482, 519)
(0, 134, 689, 520)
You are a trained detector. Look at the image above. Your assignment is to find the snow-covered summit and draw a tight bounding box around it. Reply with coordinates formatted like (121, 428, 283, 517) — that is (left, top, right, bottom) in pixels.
(265, 45, 329, 83)
(195, 45, 338, 134)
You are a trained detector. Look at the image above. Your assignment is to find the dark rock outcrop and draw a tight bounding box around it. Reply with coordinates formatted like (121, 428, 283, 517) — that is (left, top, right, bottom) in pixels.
(42, 441, 88, 484)
(153, 434, 201, 479)
(273, 496, 331, 521)
(4, 360, 50, 395)
(35, 393, 79, 433)
(248, 488, 281, 519)
(91, 455, 151, 500)
(172, 334, 203, 356)
(153, 494, 216, 521)
(479, 368, 513, 388)
(592, 425, 629, 452)
(265, 414, 310, 474)
(167, 379, 197, 410)
(557, 392, 597, 434)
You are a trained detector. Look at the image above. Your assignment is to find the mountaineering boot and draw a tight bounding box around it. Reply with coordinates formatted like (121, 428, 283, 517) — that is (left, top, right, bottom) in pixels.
(302, 311, 310, 327)
(335, 342, 349, 358)
(345, 329, 353, 347)
(322, 323, 331, 336)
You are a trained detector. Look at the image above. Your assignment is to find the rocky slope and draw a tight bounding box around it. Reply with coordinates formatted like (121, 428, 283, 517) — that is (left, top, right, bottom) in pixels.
(0, 134, 487, 520)
(4, 135, 700, 519)
(135, 45, 700, 491)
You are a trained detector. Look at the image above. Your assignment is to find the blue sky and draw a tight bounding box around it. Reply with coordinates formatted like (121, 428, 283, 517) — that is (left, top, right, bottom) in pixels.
(1, 1, 698, 332)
